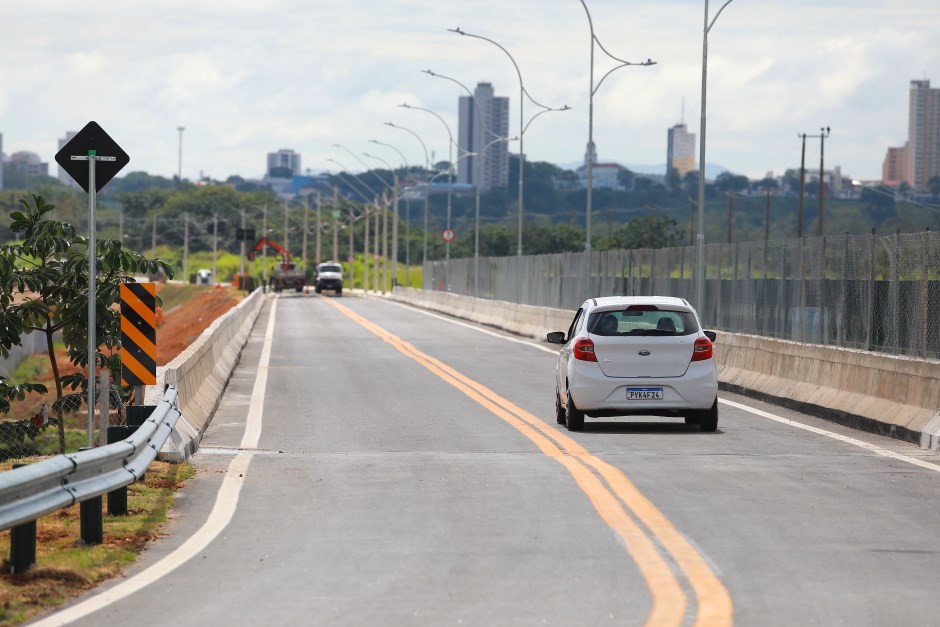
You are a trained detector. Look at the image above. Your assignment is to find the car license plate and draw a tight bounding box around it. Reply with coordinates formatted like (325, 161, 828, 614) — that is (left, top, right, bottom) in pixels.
(627, 387, 663, 400)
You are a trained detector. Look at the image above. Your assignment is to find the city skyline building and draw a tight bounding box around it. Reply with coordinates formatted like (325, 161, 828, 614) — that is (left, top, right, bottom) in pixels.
(882, 79, 940, 192)
(57, 131, 78, 188)
(7, 151, 48, 178)
(457, 82, 510, 192)
(667, 122, 696, 179)
(906, 79, 940, 191)
(267, 149, 301, 178)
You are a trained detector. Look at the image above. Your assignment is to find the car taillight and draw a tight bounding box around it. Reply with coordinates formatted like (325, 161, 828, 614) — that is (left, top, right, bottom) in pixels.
(691, 336, 713, 362)
(573, 338, 597, 362)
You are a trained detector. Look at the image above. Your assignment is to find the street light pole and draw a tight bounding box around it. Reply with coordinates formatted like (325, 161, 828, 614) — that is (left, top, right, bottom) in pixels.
(400, 103, 457, 290)
(579, 0, 656, 253)
(363, 152, 398, 292)
(369, 139, 409, 288)
(176, 126, 185, 188)
(450, 27, 570, 257)
(385, 122, 431, 265)
(818, 126, 830, 237)
(695, 0, 736, 313)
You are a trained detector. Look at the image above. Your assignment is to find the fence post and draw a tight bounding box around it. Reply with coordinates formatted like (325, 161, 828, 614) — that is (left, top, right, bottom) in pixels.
(799, 237, 806, 342)
(9, 464, 36, 573)
(840, 233, 849, 346)
(923, 228, 930, 358)
(866, 228, 876, 350)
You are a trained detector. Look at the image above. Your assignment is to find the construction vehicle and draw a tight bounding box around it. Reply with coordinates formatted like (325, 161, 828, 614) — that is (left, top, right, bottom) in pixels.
(247, 238, 306, 292)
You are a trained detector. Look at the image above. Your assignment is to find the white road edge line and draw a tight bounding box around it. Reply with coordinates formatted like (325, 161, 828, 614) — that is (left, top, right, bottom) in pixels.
(32, 299, 278, 626)
(385, 297, 940, 473)
(720, 398, 940, 472)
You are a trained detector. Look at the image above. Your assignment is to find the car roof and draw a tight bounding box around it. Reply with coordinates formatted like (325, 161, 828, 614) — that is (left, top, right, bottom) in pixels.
(584, 296, 693, 312)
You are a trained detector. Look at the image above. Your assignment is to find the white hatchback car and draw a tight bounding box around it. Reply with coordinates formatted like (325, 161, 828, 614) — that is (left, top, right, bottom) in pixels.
(547, 296, 719, 432)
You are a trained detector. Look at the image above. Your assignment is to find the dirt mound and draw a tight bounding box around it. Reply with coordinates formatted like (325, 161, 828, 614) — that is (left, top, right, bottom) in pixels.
(156, 286, 242, 365)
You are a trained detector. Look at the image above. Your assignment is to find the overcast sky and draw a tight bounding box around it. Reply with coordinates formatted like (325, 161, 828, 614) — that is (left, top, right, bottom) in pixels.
(2, 0, 938, 183)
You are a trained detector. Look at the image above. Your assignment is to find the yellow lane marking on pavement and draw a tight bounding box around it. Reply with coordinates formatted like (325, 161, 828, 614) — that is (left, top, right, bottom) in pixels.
(325, 298, 734, 627)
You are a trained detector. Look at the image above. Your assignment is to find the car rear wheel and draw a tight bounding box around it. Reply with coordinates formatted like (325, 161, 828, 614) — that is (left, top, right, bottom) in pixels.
(700, 398, 718, 432)
(555, 388, 566, 424)
(565, 393, 584, 431)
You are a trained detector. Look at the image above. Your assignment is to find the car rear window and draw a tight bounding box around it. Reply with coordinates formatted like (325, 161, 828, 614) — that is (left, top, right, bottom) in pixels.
(587, 309, 700, 336)
(319, 265, 341, 273)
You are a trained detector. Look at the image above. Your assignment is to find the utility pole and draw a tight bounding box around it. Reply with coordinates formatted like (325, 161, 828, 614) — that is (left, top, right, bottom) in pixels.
(348, 203, 355, 290)
(332, 188, 339, 261)
(315, 192, 322, 264)
(764, 188, 771, 241)
(364, 203, 371, 292)
(183, 213, 189, 282)
(798, 133, 806, 239)
(726, 193, 733, 244)
(262, 204, 268, 287)
(302, 196, 309, 274)
(151, 214, 157, 252)
(372, 205, 385, 292)
(818, 126, 830, 237)
(239, 208, 246, 284)
(212, 213, 218, 284)
(176, 126, 184, 188)
(283, 199, 289, 267)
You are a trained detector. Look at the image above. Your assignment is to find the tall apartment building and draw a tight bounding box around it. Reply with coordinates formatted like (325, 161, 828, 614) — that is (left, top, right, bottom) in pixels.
(882, 79, 940, 191)
(666, 123, 696, 178)
(907, 80, 940, 191)
(267, 149, 301, 178)
(457, 82, 510, 192)
(57, 131, 79, 188)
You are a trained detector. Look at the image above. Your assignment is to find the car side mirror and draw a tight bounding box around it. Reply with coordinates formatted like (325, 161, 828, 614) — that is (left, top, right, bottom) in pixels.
(546, 331, 566, 344)
(704, 331, 717, 342)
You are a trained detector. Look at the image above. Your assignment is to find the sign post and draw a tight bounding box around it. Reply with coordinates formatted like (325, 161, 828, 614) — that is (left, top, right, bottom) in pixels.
(55, 122, 129, 448)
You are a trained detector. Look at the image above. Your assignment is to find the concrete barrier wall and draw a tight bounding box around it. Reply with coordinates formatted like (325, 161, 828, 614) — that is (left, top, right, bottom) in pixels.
(149, 288, 266, 461)
(391, 288, 940, 451)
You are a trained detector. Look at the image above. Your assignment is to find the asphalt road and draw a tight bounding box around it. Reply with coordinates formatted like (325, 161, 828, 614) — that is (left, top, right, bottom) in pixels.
(41, 294, 940, 627)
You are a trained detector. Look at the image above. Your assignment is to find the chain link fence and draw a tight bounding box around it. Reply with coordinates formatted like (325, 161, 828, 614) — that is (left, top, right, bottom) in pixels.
(425, 229, 940, 358)
(0, 372, 126, 461)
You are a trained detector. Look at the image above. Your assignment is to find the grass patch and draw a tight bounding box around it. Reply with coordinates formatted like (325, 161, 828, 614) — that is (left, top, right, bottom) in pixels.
(155, 283, 212, 312)
(0, 460, 194, 625)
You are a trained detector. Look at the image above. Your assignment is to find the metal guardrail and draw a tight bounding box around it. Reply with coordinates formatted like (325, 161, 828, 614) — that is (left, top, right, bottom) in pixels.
(0, 386, 180, 532)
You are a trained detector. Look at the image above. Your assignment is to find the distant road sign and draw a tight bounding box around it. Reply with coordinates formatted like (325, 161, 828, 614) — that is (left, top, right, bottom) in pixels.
(54, 121, 129, 192)
(442, 228, 456, 242)
(236, 228, 256, 242)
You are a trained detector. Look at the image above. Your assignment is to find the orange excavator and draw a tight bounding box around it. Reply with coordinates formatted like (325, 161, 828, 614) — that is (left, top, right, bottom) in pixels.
(246, 238, 306, 292)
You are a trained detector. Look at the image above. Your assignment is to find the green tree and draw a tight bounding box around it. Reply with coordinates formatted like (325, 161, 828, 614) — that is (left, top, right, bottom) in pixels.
(602, 215, 681, 250)
(715, 171, 749, 194)
(928, 176, 940, 201)
(0, 195, 174, 452)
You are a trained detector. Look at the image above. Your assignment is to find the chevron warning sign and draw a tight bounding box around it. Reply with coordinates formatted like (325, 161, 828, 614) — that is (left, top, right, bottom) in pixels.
(120, 283, 157, 386)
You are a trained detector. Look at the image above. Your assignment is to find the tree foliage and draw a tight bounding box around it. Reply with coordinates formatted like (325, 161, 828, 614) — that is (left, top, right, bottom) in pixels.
(0, 195, 174, 451)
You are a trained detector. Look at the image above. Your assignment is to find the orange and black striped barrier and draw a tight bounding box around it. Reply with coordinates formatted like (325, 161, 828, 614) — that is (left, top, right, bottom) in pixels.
(120, 283, 157, 386)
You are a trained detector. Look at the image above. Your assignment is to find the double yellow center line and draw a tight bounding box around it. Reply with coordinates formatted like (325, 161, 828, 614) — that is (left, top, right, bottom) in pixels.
(325, 298, 733, 627)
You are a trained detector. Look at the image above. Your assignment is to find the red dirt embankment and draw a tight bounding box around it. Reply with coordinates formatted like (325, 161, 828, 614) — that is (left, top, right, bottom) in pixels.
(155, 286, 241, 365)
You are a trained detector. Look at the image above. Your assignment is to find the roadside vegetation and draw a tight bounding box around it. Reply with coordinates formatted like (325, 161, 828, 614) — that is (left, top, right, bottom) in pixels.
(0, 460, 193, 626)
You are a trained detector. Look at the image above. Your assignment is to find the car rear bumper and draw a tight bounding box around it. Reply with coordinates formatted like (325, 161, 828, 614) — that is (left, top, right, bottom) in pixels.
(568, 361, 717, 413)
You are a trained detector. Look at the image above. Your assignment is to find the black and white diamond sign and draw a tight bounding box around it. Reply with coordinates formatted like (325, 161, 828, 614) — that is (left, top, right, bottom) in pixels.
(54, 121, 129, 193)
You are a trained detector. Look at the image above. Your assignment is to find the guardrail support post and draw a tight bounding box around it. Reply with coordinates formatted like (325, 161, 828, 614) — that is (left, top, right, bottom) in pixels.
(9, 464, 36, 573)
(106, 425, 134, 516)
(126, 405, 155, 482)
(80, 496, 103, 545)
